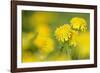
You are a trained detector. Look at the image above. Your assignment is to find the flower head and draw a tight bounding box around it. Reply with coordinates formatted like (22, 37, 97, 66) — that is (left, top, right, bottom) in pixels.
(70, 17, 87, 32)
(55, 24, 71, 43)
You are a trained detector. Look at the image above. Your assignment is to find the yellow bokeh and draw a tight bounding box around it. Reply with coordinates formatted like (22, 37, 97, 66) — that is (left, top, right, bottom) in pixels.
(36, 25, 51, 37)
(49, 54, 71, 61)
(32, 24, 55, 54)
(22, 52, 39, 62)
(33, 36, 54, 54)
(77, 32, 90, 59)
(55, 54, 71, 61)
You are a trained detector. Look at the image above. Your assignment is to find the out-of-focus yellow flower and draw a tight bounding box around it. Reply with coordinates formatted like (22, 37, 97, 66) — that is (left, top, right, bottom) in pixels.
(33, 36, 54, 54)
(33, 24, 54, 54)
(36, 25, 51, 37)
(70, 17, 87, 32)
(69, 30, 79, 47)
(55, 24, 71, 42)
(77, 32, 90, 59)
(41, 38, 54, 54)
(33, 36, 45, 49)
(22, 32, 35, 50)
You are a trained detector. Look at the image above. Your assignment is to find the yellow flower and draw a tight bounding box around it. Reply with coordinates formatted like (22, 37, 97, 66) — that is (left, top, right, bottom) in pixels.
(69, 30, 79, 47)
(36, 25, 51, 37)
(33, 36, 54, 54)
(33, 25, 54, 54)
(70, 17, 87, 32)
(55, 24, 71, 42)
(41, 38, 54, 54)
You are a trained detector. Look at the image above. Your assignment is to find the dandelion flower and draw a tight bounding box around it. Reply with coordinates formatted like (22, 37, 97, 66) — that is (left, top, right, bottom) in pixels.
(55, 24, 71, 43)
(70, 17, 87, 32)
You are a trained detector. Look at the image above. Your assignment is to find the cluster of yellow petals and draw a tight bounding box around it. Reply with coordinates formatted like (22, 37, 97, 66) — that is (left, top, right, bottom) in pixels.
(55, 24, 71, 43)
(55, 17, 87, 47)
(70, 17, 87, 32)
